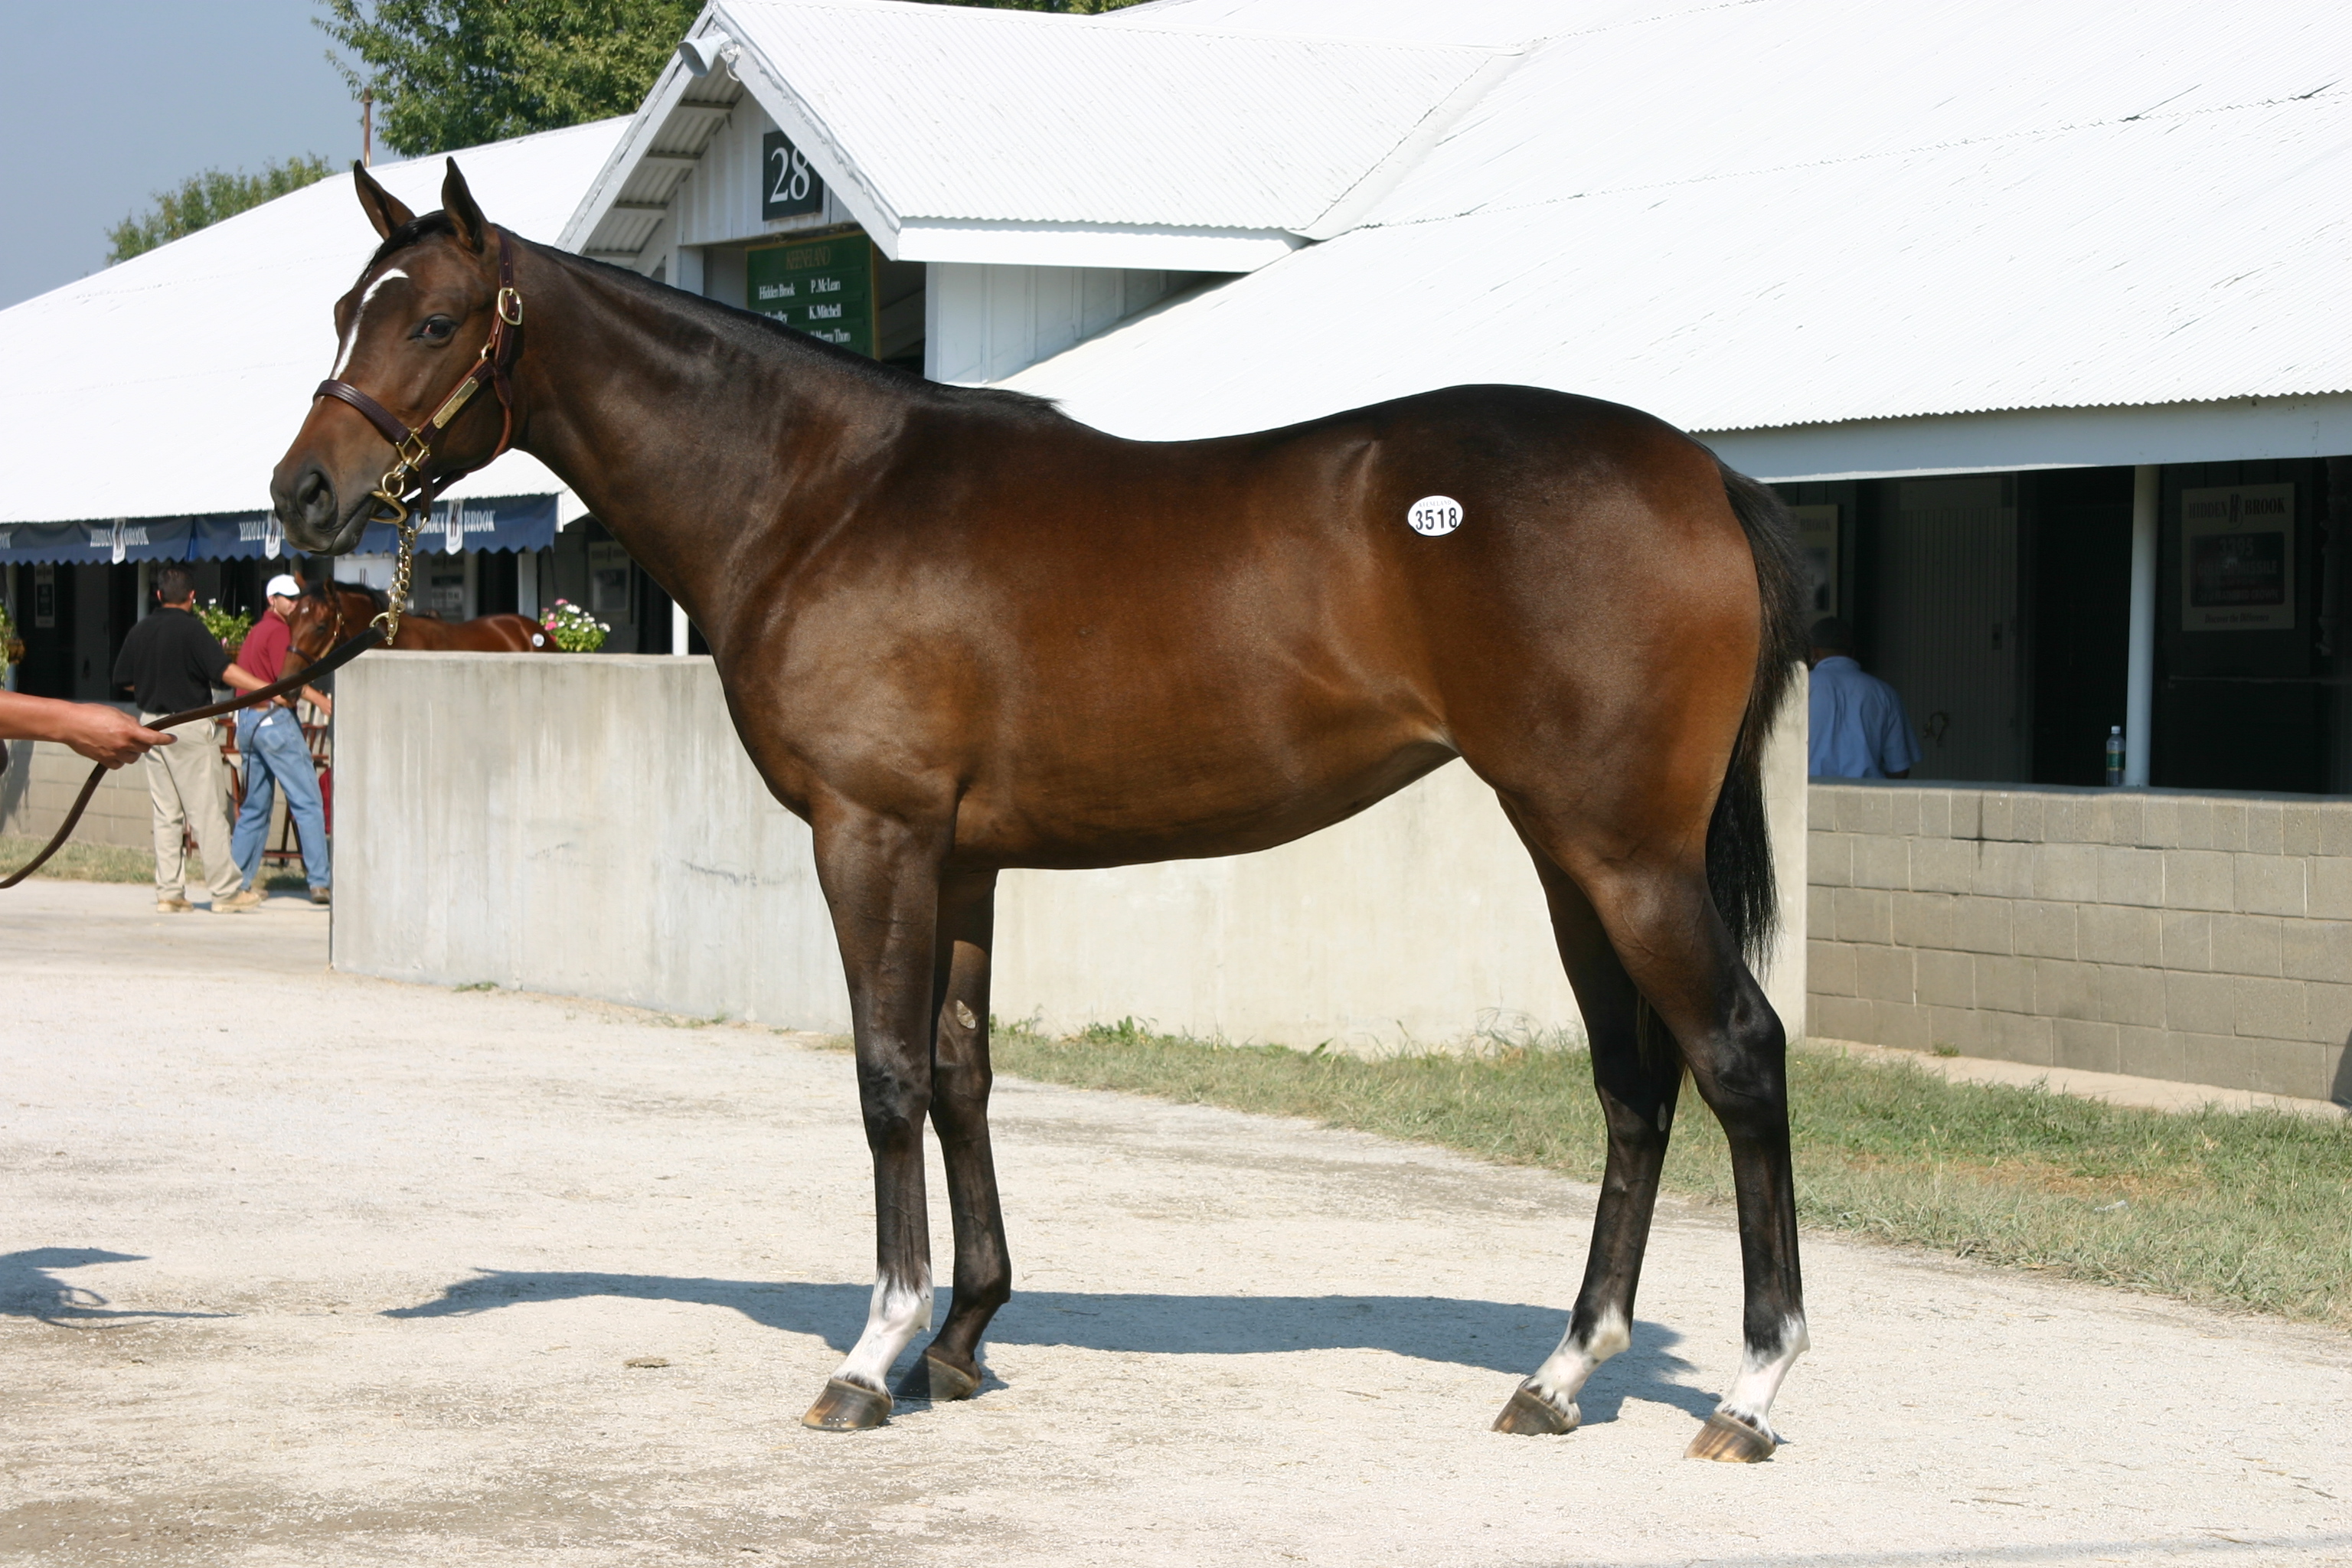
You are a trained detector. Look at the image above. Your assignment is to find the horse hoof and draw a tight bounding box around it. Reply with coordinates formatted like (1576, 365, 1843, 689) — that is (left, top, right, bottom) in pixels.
(1684, 1410, 1775, 1463)
(923, 1352, 983, 1402)
(894, 1351, 983, 1403)
(802, 1377, 890, 1431)
(1491, 1380, 1579, 1436)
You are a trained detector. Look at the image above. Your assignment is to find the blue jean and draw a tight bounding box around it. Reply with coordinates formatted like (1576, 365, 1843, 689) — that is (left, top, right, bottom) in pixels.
(233, 707, 329, 890)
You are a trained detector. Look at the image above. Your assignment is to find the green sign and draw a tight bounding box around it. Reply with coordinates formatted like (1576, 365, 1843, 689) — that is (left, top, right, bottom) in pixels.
(746, 234, 874, 358)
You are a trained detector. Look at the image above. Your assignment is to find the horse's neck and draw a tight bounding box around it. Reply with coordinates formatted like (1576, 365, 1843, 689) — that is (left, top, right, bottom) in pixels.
(509, 249, 882, 636)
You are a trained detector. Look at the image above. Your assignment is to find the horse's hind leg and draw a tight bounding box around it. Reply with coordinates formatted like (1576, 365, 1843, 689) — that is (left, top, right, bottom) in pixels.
(901, 867, 1011, 1403)
(1575, 853, 1805, 1462)
(1491, 828, 1684, 1437)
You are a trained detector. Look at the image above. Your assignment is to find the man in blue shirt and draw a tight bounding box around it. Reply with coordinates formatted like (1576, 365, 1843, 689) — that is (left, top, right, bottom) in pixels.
(1806, 617, 1921, 779)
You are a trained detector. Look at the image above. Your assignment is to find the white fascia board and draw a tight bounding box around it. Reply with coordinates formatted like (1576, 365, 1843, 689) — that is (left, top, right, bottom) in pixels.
(718, 7, 907, 252)
(1705, 394, 2352, 484)
(892, 219, 1300, 272)
(557, 23, 709, 253)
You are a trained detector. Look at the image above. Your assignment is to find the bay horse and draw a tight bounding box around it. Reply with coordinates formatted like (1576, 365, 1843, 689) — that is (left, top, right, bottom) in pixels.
(282, 582, 553, 671)
(270, 163, 1811, 1462)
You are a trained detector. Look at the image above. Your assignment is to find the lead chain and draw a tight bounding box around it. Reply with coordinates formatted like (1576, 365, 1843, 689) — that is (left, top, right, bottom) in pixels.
(372, 512, 420, 645)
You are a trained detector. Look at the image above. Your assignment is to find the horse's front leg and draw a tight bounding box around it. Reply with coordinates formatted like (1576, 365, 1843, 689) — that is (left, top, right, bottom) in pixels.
(903, 867, 1008, 1403)
(802, 802, 950, 1432)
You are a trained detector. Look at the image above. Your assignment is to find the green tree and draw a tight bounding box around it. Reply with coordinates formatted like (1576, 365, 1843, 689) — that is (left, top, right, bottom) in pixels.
(316, 0, 704, 156)
(318, 0, 1146, 158)
(106, 155, 336, 264)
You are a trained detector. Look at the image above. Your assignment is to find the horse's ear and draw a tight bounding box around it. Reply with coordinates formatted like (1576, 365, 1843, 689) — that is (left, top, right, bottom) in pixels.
(353, 162, 413, 240)
(442, 159, 489, 253)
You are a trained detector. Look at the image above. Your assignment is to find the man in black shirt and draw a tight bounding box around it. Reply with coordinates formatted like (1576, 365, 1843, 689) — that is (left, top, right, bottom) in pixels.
(111, 567, 268, 913)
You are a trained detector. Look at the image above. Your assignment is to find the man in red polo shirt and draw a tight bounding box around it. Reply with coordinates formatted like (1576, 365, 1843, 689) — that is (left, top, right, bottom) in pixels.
(229, 573, 335, 904)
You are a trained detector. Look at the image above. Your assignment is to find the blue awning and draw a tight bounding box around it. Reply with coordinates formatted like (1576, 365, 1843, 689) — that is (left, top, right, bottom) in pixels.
(0, 495, 559, 565)
(188, 512, 294, 561)
(360, 493, 557, 557)
(0, 516, 196, 565)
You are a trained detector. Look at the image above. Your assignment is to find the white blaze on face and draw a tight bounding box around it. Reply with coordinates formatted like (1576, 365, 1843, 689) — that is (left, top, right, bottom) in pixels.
(331, 266, 410, 379)
(833, 1266, 935, 1393)
(1717, 1315, 1810, 1440)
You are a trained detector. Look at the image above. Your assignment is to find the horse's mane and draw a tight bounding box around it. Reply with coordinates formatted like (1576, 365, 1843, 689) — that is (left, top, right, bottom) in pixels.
(548, 239, 1074, 422)
(360, 214, 1070, 420)
(306, 579, 387, 612)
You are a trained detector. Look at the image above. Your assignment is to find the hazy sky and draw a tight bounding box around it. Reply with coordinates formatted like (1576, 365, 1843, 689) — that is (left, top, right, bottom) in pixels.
(0, 2, 360, 311)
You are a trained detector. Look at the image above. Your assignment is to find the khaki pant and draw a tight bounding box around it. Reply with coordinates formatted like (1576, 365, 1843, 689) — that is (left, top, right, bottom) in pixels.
(142, 715, 241, 903)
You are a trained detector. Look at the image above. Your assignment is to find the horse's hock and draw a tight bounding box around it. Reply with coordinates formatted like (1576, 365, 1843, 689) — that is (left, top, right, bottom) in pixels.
(329, 652, 1810, 1050)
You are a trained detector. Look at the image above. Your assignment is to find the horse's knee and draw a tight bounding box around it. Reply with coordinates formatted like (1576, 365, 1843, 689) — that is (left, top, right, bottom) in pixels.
(858, 1074, 931, 1152)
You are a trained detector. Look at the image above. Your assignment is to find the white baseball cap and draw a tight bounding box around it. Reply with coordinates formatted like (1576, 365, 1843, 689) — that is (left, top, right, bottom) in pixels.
(265, 573, 302, 599)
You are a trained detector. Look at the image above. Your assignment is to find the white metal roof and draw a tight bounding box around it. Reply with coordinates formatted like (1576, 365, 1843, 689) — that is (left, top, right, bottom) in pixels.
(1008, 0, 2352, 446)
(1109, 0, 1683, 47)
(0, 119, 627, 528)
(564, 0, 1505, 269)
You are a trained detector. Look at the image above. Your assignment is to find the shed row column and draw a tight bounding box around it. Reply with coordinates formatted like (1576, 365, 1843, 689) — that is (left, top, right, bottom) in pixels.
(2123, 464, 2158, 787)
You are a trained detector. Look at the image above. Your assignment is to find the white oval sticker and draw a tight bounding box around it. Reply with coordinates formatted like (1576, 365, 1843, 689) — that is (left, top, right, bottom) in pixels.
(1407, 495, 1463, 536)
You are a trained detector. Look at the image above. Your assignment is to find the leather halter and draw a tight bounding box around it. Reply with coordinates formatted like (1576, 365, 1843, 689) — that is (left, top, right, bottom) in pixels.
(313, 226, 525, 535)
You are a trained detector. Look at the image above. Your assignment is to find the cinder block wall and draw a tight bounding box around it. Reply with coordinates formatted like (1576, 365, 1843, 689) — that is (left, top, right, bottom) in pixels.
(1808, 781, 2351, 1102)
(0, 739, 159, 849)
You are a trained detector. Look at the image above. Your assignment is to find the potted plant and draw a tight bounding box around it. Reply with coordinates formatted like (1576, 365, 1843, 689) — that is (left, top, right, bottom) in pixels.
(198, 598, 253, 656)
(541, 598, 610, 652)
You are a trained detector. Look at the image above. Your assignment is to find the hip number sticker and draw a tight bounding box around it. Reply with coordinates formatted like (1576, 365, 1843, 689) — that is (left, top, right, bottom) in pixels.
(1407, 496, 1463, 536)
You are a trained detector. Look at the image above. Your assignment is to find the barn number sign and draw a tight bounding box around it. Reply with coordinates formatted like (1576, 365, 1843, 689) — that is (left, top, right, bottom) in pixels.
(761, 129, 825, 220)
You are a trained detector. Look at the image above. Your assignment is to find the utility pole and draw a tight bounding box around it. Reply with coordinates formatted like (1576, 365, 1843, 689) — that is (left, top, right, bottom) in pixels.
(361, 88, 374, 168)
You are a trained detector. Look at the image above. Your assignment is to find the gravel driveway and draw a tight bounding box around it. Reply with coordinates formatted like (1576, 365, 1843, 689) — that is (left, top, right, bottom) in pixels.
(4, 880, 2348, 1566)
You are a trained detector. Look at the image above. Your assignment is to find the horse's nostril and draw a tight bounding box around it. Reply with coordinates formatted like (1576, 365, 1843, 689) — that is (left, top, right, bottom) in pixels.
(294, 466, 335, 527)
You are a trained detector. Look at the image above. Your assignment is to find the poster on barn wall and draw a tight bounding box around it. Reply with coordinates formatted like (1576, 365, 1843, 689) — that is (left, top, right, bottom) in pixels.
(1788, 505, 1839, 618)
(2180, 484, 2295, 632)
(746, 233, 876, 358)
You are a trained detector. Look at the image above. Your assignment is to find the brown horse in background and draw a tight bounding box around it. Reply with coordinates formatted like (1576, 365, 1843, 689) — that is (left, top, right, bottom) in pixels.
(269, 162, 1811, 1462)
(283, 582, 552, 675)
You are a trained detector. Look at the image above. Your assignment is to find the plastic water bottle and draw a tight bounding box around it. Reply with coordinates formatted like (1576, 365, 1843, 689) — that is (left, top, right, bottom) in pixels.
(2105, 726, 2125, 786)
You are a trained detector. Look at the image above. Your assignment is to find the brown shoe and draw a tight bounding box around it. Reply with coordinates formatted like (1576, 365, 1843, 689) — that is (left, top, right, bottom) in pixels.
(309, 887, 331, 906)
(214, 887, 266, 913)
(155, 896, 193, 913)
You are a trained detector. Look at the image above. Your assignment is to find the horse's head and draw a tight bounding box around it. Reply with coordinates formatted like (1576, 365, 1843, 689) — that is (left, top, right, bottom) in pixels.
(270, 159, 516, 555)
(279, 582, 343, 676)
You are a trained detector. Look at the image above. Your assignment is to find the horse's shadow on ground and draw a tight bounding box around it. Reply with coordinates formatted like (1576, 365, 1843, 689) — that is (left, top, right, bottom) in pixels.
(0, 1247, 230, 1326)
(386, 1271, 1715, 1422)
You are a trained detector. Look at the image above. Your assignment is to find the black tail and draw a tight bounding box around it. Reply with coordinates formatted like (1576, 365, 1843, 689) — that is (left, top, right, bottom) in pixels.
(1707, 462, 1809, 969)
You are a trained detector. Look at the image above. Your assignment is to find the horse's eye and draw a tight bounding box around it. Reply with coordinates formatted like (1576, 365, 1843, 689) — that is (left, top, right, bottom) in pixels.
(415, 315, 456, 343)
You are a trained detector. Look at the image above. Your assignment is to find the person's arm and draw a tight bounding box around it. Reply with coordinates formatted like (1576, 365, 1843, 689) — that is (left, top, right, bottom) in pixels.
(219, 662, 268, 694)
(300, 684, 333, 719)
(1879, 685, 1923, 781)
(0, 692, 173, 767)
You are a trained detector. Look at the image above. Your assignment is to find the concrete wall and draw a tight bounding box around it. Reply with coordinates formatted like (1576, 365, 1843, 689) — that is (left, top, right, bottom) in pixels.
(1, 738, 159, 849)
(333, 654, 1807, 1049)
(1808, 781, 2352, 1103)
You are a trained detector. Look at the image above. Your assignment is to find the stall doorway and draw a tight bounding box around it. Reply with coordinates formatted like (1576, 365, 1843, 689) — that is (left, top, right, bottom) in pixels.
(1870, 475, 2024, 782)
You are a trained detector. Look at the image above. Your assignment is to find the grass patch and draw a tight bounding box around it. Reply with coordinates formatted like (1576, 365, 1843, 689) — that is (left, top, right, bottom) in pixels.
(0, 834, 312, 892)
(988, 1018, 2352, 1329)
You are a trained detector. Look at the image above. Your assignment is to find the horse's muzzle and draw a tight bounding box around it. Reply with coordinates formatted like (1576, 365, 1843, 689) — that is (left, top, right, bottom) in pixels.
(272, 463, 362, 554)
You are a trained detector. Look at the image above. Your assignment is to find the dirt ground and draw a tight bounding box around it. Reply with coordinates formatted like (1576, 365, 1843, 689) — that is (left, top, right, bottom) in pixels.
(4, 880, 2349, 1566)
